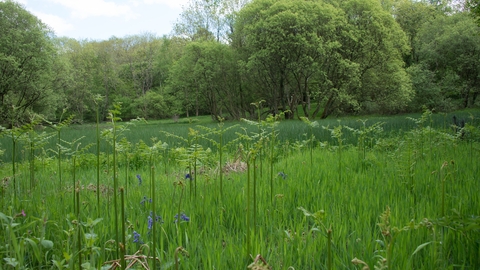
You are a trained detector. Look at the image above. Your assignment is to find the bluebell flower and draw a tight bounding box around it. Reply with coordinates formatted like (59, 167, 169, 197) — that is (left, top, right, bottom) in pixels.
(140, 196, 148, 206)
(174, 213, 190, 223)
(148, 211, 164, 231)
(181, 213, 190, 222)
(147, 215, 153, 230)
(136, 174, 142, 185)
(133, 231, 143, 244)
(155, 214, 164, 223)
(185, 173, 191, 180)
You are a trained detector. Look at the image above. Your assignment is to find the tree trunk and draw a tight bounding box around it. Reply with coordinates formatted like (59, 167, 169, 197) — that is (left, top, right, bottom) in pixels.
(320, 96, 334, 119)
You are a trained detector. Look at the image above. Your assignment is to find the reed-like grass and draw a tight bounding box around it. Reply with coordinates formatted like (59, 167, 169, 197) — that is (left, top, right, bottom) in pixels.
(0, 110, 479, 269)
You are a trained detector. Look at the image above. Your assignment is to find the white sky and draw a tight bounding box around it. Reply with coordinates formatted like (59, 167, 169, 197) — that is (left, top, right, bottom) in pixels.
(11, 0, 189, 40)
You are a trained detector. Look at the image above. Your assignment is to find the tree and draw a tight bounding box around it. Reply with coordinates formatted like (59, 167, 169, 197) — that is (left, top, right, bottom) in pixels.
(167, 41, 245, 119)
(173, 0, 226, 42)
(0, 0, 58, 126)
(467, 0, 480, 25)
(234, 0, 412, 119)
(393, 0, 436, 67)
(333, 0, 413, 115)
(235, 0, 350, 119)
(416, 12, 480, 109)
(118, 33, 162, 118)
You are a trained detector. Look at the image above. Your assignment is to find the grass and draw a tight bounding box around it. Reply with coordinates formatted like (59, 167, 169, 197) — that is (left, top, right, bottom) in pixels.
(0, 109, 479, 269)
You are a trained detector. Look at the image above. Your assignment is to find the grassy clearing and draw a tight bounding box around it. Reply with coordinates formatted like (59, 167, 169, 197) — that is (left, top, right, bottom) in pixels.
(0, 109, 479, 269)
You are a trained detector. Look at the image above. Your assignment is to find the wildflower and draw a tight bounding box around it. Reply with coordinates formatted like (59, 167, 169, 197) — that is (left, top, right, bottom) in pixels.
(278, 172, 287, 180)
(174, 213, 190, 223)
(148, 212, 164, 231)
(132, 231, 143, 244)
(154, 214, 163, 223)
(140, 196, 148, 206)
(136, 174, 142, 185)
(185, 173, 192, 180)
(181, 213, 190, 222)
(147, 215, 153, 230)
(21, 210, 26, 217)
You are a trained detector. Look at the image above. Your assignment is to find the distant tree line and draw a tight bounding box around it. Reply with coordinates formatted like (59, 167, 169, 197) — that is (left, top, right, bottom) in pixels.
(1, 0, 479, 126)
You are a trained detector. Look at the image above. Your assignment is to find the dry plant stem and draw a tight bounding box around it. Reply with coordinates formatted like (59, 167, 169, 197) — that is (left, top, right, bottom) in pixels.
(113, 124, 119, 258)
(269, 122, 275, 203)
(327, 228, 332, 270)
(104, 250, 160, 270)
(246, 159, 251, 259)
(72, 156, 76, 210)
(253, 157, 257, 235)
(219, 129, 224, 200)
(11, 132, 17, 202)
(150, 166, 157, 270)
(120, 187, 126, 270)
(28, 133, 34, 190)
(96, 100, 100, 214)
(194, 136, 198, 199)
(176, 181, 184, 246)
(175, 246, 181, 270)
(76, 188, 82, 270)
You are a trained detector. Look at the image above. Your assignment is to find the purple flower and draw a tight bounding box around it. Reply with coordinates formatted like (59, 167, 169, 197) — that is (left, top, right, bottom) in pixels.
(133, 231, 143, 244)
(174, 213, 190, 223)
(148, 211, 164, 231)
(185, 173, 191, 180)
(136, 174, 142, 185)
(278, 172, 287, 180)
(21, 210, 26, 217)
(140, 196, 153, 206)
(147, 215, 153, 230)
(140, 196, 148, 206)
(181, 213, 190, 222)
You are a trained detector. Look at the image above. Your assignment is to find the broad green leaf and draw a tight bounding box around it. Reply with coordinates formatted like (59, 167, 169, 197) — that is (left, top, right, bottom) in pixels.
(24, 237, 41, 262)
(40, 239, 54, 249)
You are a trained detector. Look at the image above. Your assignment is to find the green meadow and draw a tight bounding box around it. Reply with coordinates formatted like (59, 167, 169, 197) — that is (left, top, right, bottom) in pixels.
(1, 109, 480, 269)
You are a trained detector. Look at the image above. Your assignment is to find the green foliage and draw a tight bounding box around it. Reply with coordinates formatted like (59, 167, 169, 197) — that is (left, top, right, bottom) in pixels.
(235, 0, 413, 119)
(0, 1, 59, 126)
(416, 12, 480, 110)
(2, 0, 479, 124)
(0, 112, 480, 269)
(467, 0, 480, 25)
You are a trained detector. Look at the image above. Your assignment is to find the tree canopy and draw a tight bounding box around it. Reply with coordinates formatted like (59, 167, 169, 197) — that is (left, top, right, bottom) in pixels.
(0, 0, 59, 125)
(0, 0, 479, 126)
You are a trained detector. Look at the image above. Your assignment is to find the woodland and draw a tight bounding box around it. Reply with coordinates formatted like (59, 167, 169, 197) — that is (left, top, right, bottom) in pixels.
(1, 0, 480, 125)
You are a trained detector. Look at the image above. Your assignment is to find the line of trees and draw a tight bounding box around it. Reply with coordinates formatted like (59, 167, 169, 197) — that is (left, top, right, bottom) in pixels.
(1, 0, 479, 126)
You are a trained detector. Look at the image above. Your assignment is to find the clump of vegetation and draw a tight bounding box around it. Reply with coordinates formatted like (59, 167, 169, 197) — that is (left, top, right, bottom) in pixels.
(0, 109, 479, 269)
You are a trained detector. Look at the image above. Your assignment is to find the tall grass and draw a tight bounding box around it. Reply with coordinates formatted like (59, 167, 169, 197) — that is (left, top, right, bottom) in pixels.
(0, 110, 479, 269)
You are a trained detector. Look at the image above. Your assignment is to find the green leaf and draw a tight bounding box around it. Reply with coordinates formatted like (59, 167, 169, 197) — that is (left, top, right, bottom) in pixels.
(313, 210, 326, 220)
(82, 217, 103, 228)
(411, 241, 432, 257)
(0, 212, 12, 223)
(63, 251, 71, 261)
(85, 233, 97, 240)
(297, 206, 313, 217)
(52, 259, 66, 270)
(40, 239, 54, 249)
(4, 257, 19, 267)
(24, 237, 41, 262)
